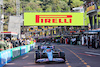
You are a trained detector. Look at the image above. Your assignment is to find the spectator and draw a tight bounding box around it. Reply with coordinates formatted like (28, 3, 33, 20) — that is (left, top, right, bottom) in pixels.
(63, 38, 65, 44)
(19, 38, 22, 46)
(6, 37, 13, 49)
(15, 38, 19, 47)
(92, 36, 95, 48)
(22, 38, 25, 46)
(24, 38, 27, 45)
(60, 38, 62, 43)
(30, 38, 34, 44)
(11, 38, 16, 48)
(27, 38, 30, 45)
(88, 37, 90, 48)
(0, 38, 7, 51)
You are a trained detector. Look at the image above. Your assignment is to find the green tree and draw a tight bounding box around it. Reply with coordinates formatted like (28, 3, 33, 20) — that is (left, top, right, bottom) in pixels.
(71, 0, 83, 8)
(3, 0, 84, 25)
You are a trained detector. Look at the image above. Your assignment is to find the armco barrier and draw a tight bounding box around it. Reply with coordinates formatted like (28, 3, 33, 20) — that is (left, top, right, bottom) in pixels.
(30, 43, 36, 51)
(0, 43, 36, 67)
(0, 49, 12, 67)
(33, 43, 36, 48)
(12, 47, 21, 60)
(26, 45, 30, 53)
(30, 44, 34, 51)
(21, 46, 27, 56)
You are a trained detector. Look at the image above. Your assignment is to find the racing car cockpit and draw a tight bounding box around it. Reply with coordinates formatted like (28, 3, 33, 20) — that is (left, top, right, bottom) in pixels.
(38, 41, 55, 50)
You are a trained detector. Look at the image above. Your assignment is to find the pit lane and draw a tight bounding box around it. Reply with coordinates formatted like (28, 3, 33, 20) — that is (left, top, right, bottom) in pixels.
(4, 43, 100, 67)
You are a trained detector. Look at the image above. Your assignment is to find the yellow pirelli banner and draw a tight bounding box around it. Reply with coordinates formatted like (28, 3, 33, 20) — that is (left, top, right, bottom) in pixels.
(24, 12, 85, 26)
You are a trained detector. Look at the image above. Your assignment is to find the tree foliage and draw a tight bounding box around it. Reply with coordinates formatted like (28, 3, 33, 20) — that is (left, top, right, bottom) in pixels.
(4, 0, 83, 13)
(2, 0, 83, 31)
(3, 0, 83, 22)
(71, 0, 83, 8)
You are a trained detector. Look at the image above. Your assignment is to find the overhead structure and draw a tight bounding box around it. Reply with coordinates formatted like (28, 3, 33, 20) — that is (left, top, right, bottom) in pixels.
(0, 0, 4, 33)
(24, 12, 85, 26)
(84, 0, 98, 29)
(8, 16, 21, 38)
(16, 0, 20, 16)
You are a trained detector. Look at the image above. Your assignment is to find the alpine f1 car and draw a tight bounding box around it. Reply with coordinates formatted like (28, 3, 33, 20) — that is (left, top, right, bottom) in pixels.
(34, 46, 65, 63)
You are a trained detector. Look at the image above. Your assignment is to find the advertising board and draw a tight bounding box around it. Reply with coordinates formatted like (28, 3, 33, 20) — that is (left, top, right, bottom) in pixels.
(24, 12, 84, 26)
(86, 5, 95, 12)
(26, 45, 30, 53)
(30, 44, 33, 51)
(0, 43, 36, 67)
(85, 1, 97, 14)
(21, 46, 27, 56)
(0, 49, 12, 67)
(12, 47, 21, 60)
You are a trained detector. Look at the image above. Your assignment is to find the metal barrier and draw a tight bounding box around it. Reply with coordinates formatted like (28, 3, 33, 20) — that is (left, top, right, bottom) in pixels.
(0, 43, 36, 67)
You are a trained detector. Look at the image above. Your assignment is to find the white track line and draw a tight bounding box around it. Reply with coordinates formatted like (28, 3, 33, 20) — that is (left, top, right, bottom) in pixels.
(85, 52, 100, 56)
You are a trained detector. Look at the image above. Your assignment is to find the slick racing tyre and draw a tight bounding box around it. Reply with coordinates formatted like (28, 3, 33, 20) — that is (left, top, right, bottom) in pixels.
(35, 51, 40, 63)
(60, 52, 65, 63)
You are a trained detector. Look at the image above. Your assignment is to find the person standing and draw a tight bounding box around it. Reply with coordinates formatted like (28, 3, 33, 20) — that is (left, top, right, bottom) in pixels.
(0, 38, 7, 51)
(15, 38, 20, 47)
(6, 37, 13, 49)
(11, 38, 16, 48)
(24, 38, 27, 45)
(21, 39, 25, 46)
(30, 38, 34, 44)
(60, 38, 62, 43)
(19, 38, 22, 46)
(82, 36, 84, 45)
(27, 38, 30, 45)
(88, 37, 90, 48)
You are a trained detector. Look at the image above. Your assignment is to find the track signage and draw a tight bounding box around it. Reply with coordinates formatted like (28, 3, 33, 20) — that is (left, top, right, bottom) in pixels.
(24, 12, 84, 26)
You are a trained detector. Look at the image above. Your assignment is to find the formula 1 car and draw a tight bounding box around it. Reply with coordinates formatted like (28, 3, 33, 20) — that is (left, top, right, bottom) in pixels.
(34, 46, 65, 63)
(37, 42, 55, 50)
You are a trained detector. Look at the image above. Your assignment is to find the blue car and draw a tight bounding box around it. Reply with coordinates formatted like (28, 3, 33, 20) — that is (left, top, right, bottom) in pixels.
(34, 46, 65, 63)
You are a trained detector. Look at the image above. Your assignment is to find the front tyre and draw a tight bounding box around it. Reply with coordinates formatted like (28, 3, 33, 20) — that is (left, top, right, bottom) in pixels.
(35, 52, 40, 63)
(60, 52, 65, 63)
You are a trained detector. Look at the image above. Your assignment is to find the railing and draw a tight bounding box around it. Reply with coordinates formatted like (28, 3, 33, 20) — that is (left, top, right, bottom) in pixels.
(0, 42, 36, 67)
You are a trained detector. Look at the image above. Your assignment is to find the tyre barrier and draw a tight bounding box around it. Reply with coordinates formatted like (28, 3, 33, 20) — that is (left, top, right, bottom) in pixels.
(0, 43, 36, 67)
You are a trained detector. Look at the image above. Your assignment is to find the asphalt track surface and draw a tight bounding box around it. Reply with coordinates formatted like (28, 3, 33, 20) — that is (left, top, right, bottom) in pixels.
(4, 43, 100, 67)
